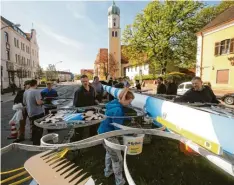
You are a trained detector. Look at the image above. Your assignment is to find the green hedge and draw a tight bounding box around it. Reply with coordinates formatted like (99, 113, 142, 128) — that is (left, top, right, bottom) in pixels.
(135, 72, 193, 84)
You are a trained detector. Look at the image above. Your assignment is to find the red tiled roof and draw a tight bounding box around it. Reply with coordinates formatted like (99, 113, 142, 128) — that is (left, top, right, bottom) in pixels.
(200, 6, 234, 32)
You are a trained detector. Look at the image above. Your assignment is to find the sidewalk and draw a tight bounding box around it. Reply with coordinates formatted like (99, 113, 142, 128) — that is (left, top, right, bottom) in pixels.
(1, 92, 15, 103)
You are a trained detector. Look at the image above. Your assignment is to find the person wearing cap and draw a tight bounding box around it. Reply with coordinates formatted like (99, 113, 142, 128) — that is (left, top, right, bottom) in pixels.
(41, 81, 58, 115)
(13, 80, 31, 142)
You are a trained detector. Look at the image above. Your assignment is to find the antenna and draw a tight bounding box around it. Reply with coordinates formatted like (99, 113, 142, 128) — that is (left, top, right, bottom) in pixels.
(32, 23, 34, 29)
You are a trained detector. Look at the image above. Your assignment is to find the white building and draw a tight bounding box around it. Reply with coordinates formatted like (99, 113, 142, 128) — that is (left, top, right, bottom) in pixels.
(124, 63, 149, 80)
(58, 71, 72, 82)
(1, 16, 40, 91)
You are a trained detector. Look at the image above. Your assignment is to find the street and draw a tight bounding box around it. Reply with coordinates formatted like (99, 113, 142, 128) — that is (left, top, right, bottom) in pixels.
(1, 84, 79, 184)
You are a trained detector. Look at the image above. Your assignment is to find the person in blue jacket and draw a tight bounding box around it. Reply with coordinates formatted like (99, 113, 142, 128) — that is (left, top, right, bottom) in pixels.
(98, 87, 135, 185)
(40, 81, 58, 115)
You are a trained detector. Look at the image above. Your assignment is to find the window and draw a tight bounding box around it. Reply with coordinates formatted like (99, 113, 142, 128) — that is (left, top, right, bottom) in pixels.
(115, 31, 117, 37)
(112, 31, 114, 37)
(17, 40, 19, 48)
(230, 38, 234, 53)
(114, 22, 116, 27)
(131, 67, 133, 72)
(23, 44, 25, 51)
(15, 54, 18, 63)
(214, 38, 234, 56)
(21, 42, 23, 50)
(144, 64, 147, 70)
(14, 38, 17, 47)
(18, 55, 20, 64)
(4, 32, 8, 42)
(178, 84, 184, 89)
(6, 50, 10, 60)
(216, 69, 229, 84)
(128, 68, 129, 72)
(220, 39, 230, 55)
(185, 84, 192, 89)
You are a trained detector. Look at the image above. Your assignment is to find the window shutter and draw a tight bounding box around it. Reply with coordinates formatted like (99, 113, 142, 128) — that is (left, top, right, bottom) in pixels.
(214, 42, 220, 56)
(230, 38, 234, 53)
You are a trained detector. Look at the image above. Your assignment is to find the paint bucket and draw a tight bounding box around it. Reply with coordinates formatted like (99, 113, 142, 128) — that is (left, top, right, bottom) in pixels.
(123, 134, 145, 155)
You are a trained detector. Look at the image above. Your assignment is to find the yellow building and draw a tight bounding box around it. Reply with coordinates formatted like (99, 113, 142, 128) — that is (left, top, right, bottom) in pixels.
(196, 6, 234, 91)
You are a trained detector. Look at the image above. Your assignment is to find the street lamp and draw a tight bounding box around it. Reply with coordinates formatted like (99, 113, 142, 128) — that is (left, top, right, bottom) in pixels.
(1, 23, 21, 30)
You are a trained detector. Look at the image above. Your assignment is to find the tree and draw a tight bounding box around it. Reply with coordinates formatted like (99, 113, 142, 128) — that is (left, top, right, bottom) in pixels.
(75, 74, 81, 80)
(122, 1, 206, 73)
(108, 53, 119, 78)
(45, 64, 57, 80)
(36, 65, 44, 80)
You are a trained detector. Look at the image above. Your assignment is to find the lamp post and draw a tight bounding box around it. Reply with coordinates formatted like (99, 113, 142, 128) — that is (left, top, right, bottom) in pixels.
(54, 61, 62, 81)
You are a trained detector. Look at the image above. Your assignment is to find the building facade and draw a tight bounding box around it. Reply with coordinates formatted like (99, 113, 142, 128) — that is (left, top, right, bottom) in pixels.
(108, 1, 121, 78)
(1, 16, 40, 91)
(196, 7, 234, 91)
(57, 71, 72, 82)
(124, 64, 149, 80)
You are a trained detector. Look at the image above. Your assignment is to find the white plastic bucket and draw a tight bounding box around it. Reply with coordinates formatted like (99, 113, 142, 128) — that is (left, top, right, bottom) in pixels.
(123, 134, 145, 155)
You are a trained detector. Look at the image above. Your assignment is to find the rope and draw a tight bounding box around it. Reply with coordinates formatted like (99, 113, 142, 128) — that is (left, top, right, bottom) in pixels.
(0, 171, 28, 184)
(8, 176, 32, 185)
(0, 167, 24, 175)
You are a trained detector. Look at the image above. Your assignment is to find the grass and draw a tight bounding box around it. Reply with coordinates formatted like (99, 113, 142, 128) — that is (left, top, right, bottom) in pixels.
(71, 136, 234, 185)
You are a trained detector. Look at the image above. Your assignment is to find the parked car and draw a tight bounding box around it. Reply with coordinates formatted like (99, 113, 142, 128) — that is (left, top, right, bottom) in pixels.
(220, 93, 234, 105)
(177, 82, 192, 96)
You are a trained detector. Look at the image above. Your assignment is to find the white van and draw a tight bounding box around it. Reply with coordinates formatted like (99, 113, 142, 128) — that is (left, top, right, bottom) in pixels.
(177, 82, 192, 95)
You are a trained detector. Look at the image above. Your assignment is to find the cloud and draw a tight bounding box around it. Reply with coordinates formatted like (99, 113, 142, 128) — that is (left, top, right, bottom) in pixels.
(36, 22, 83, 50)
(66, 2, 98, 32)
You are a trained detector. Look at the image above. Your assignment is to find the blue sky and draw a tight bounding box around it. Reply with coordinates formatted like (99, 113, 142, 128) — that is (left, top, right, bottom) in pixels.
(1, 0, 220, 74)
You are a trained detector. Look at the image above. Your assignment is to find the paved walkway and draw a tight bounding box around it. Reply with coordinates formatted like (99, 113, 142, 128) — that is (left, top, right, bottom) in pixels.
(1, 92, 16, 103)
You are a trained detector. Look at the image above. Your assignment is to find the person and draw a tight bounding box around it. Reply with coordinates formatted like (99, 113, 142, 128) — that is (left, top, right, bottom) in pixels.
(174, 76, 220, 104)
(107, 77, 115, 101)
(73, 75, 98, 107)
(73, 75, 98, 141)
(123, 76, 130, 87)
(23, 79, 44, 145)
(11, 82, 17, 95)
(135, 80, 141, 92)
(156, 77, 166, 94)
(114, 77, 125, 89)
(166, 77, 178, 96)
(41, 81, 58, 115)
(92, 76, 104, 103)
(13, 80, 31, 142)
(113, 78, 118, 86)
(98, 87, 135, 185)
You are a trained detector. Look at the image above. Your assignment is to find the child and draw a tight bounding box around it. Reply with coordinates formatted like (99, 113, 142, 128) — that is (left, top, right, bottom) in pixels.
(98, 88, 135, 185)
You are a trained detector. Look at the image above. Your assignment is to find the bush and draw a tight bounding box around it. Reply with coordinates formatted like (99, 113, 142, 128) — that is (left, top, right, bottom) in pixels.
(135, 74, 157, 80)
(134, 72, 193, 84)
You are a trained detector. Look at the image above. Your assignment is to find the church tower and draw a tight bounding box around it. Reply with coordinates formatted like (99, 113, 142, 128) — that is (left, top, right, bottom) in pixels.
(108, 1, 121, 78)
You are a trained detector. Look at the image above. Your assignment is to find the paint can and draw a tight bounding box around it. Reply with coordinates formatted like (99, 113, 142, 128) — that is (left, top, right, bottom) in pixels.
(123, 134, 145, 155)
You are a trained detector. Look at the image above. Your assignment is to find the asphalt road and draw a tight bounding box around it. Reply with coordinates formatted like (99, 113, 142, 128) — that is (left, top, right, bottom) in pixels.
(1, 84, 79, 184)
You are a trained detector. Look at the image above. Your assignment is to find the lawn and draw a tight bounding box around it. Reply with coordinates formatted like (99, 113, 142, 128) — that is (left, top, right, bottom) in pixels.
(72, 136, 234, 185)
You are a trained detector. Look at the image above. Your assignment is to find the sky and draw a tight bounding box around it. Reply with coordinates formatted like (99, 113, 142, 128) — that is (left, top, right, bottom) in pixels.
(1, 0, 220, 74)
